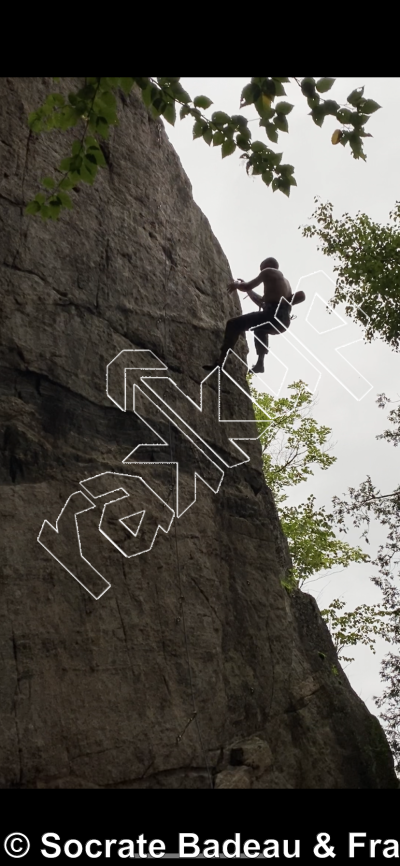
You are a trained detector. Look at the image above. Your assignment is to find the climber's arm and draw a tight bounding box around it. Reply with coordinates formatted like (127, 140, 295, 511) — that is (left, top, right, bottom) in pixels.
(247, 289, 264, 307)
(239, 272, 265, 292)
(291, 290, 306, 305)
(228, 273, 264, 295)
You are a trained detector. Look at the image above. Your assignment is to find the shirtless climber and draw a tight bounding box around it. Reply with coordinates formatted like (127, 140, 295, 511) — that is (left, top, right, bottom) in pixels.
(203, 257, 306, 374)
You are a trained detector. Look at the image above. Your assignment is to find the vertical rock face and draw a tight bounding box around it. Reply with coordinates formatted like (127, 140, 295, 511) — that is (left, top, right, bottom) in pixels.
(0, 78, 396, 789)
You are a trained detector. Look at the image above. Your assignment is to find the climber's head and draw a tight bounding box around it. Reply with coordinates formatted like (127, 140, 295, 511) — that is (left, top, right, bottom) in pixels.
(260, 257, 279, 270)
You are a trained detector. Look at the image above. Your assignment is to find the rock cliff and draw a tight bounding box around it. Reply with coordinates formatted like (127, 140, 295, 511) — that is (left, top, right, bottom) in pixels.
(0, 77, 396, 788)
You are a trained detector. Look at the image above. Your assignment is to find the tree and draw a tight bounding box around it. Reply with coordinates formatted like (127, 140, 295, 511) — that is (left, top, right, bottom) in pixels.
(250, 379, 369, 590)
(301, 198, 400, 349)
(332, 394, 400, 767)
(24, 77, 380, 220)
(250, 377, 394, 665)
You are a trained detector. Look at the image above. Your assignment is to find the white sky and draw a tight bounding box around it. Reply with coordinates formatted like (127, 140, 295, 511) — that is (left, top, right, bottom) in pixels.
(163, 77, 400, 715)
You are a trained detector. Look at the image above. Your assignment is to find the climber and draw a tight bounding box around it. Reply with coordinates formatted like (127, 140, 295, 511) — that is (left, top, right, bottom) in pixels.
(203, 257, 306, 374)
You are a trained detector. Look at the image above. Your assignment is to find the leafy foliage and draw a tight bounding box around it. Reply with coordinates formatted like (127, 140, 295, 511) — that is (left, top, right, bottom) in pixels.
(320, 598, 392, 664)
(301, 198, 400, 349)
(249, 379, 398, 671)
(332, 394, 400, 766)
(249, 380, 368, 590)
(25, 77, 380, 219)
(281, 497, 369, 590)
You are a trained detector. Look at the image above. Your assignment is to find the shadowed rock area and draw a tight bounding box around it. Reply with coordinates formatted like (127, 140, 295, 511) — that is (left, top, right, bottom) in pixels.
(0, 77, 397, 789)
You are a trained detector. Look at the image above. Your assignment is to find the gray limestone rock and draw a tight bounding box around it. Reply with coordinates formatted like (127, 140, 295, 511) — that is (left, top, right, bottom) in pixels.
(0, 77, 397, 788)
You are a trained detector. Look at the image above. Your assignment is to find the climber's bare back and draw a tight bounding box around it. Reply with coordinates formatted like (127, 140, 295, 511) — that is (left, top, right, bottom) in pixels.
(261, 268, 292, 305)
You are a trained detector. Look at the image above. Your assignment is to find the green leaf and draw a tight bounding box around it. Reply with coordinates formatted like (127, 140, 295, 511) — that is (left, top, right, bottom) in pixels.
(261, 78, 277, 99)
(59, 176, 75, 191)
(58, 191, 73, 209)
(34, 193, 46, 204)
(42, 177, 55, 189)
(25, 201, 41, 215)
(59, 105, 80, 130)
(275, 101, 294, 115)
(280, 163, 295, 176)
(98, 91, 116, 110)
(80, 163, 95, 184)
(59, 156, 72, 171)
(231, 114, 248, 129)
(85, 135, 98, 149)
(336, 108, 353, 124)
(97, 105, 117, 124)
(150, 98, 166, 119)
(142, 85, 154, 107)
(163, 102, 176, 125)
(203, 127, 213, 145)
(240, 82, 261, 107)
(52, 93, 65, 107)
(350, 112, 370, 128)
(40, 204, 51, 220)
(69, 154, 83, 173)
(310, 106, 325, 127)
(274, 114, 289, 132)
(180, 105, 190, 119)
(193, 120, 204, 139)
(120, 78, 134, 95)
(347, 87, 365, 106)
(236, 134, 251, 151)
(96, 117, 109, 139)
(264, 122, 278, 143)
(272, 177, 280, 191)
(307, 96, 320, 109)
(361, 99, 381, 114)
(211, 111, 231, 125)
(316, 77, 335, 93)
(193, 95, 213, 110)
(170, 82, 191, 103)
(221, 139, 236, 158)
(301, 78, 316, 98)
(213, 131, 225, 146)
(251, 140, 268, 152)
(262, 170, 273, 186)
(87, 146, 106, 167)
(270, 80, 286, 97)
(237, 124, 251, 140)
(255, 95, 275, 119)
(28, 112, 43, 133)
(71, 140, 83, 157)
(323, 100, 340, 115)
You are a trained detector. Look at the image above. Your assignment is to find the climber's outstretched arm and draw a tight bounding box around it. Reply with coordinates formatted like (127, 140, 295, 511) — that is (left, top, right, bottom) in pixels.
(228, 273, 264, 295)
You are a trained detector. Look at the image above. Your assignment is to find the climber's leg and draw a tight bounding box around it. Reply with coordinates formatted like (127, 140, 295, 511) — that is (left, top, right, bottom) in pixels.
(203, 311, 269, 370)
(250, 304, 292, 373)
(252, 327, 269, 374)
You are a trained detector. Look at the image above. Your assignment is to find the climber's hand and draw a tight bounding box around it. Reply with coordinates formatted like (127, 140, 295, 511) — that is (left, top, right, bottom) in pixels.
(228, 279, 245, 294)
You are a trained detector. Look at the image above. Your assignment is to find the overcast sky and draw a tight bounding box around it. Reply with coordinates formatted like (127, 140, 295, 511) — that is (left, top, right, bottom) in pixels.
(163, 77, 400, 715)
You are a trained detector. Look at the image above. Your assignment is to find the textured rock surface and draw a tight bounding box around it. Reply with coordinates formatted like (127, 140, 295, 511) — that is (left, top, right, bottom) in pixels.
(0, 77, 397, 789)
